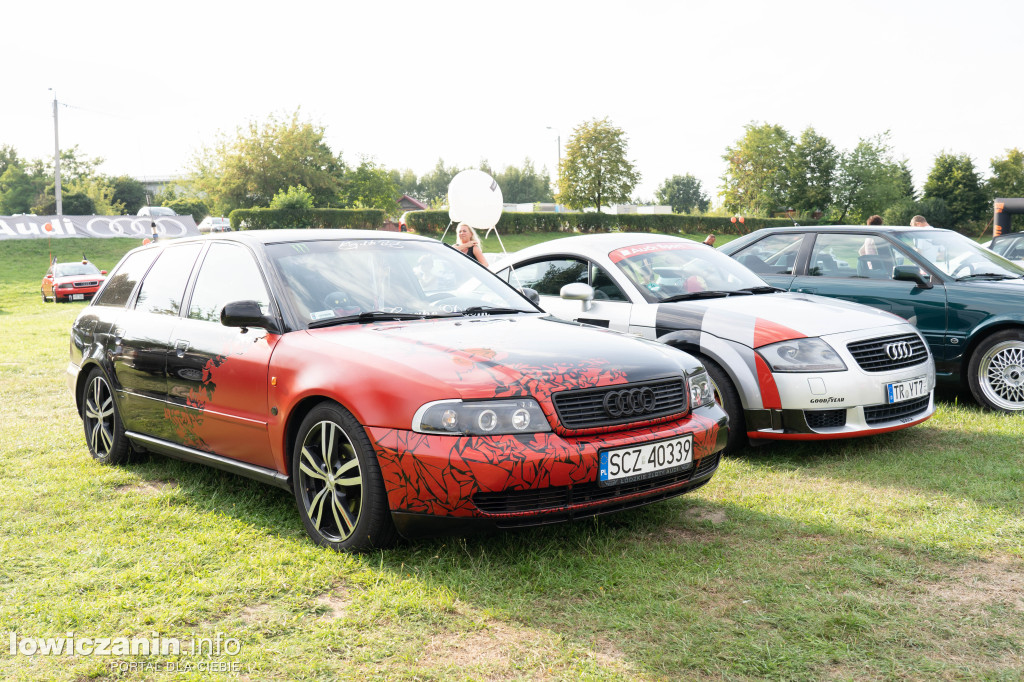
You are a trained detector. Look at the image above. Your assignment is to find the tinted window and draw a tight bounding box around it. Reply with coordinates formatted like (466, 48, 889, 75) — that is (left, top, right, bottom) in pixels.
(189, 243, 271, 322)
(93, 249, 159, 308)
(808, 233, 905, 278)
(731, 234, 804, 274)
(509, 258, 587, 296)
(135, 244, 203, 316)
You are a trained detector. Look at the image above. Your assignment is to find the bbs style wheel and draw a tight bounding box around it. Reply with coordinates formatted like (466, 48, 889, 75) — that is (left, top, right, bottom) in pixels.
(968, 330, 1024, 412)
(292, 403, 397, 552)
(81, 368, 133, 465)
(703, 358, 747, 455)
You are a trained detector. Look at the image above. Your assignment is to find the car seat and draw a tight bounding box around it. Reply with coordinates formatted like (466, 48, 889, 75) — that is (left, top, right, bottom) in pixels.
(857, 255, 890, 278)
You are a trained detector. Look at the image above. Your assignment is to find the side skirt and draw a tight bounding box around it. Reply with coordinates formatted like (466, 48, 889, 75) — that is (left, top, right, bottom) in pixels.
(126, 432, 291, 491)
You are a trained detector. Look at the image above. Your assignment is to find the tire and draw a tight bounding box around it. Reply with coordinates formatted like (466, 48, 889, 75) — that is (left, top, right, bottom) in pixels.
(292, 402, 397, 551)
(81, 368, 133, 465)
(967, 330, 1024, 412)
(702, 358, 747, 455)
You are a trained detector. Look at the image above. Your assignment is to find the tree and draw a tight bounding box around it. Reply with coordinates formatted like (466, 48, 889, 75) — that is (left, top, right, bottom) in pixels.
(494, 159, 553, 204)
(109, 175, 148, 214)
(829, 132, 911, 224)
(32, 188, 96, 215)
(389, 168, 421, 200)
(987, 148, 1024, 198)
(882, 196, 953, 228)
(190, 110, 346, 213)
(418, 159, 462, 204)
(787, 127, 837, 214)
(270, 185, 314, 210)
(341, 159, 401, 214)
(558, 117, 640, 211)
(0, 163, 47, 215)
(655, 174, 710, 214)
(720, 122, 794, 216)
(923, 152, 988, 228)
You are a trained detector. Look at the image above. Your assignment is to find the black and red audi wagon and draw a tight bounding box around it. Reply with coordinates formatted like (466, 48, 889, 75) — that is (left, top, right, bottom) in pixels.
(68, 230, 727, 551)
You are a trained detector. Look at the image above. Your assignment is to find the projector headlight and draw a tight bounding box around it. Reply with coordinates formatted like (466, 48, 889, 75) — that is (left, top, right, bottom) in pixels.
(413, 399, 551, 436)
(757, 338, 846, 372)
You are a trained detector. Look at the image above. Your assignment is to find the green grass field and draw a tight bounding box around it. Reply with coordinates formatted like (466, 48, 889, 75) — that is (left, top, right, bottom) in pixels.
(1, 234, 1022, 680)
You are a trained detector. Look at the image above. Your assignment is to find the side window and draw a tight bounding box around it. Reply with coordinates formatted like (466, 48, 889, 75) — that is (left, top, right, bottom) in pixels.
(509, 258, 587, 296)
(189, 243, 271, 322)
(809, 233, 895, 279)
(135, 245, 203, 315)
(94, 249, 159, 308)
(589, 263, 628, 301)
(732, 234, 804, 274)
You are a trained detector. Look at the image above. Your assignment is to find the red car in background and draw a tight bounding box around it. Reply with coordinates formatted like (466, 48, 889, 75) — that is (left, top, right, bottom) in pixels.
(41, 260, 107, 303)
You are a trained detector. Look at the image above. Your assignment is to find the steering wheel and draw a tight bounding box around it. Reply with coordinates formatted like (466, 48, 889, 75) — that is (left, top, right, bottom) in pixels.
(323, 290, 353, 309)
(951, 262, 976, 279)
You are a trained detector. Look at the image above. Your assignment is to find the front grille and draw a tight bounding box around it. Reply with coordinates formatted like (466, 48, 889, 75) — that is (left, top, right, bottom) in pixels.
(472, 453, 720, 519)
(73, 280, 99, 288)
(847, 333, 928, 372)
(805, 408, 847, 429)
(864, 395, 930, 425)
(552, 378, 688, 430)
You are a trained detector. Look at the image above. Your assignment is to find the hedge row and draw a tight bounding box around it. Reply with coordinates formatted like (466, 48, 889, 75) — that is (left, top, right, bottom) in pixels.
(405, 210, 825, 236)
(228, 208, 385, 230)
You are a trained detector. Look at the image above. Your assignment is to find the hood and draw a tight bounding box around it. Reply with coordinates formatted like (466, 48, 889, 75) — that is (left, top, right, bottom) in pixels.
(308, 314, 695, 401)
(661, 292, 908, 348)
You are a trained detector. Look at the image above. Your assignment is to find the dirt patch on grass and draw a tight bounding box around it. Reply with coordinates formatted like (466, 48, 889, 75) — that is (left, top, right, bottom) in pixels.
(418, 617, 637, 679)
(314, 586, 353, 619)
(684, 507, 728, 525)
(920, 555, 1024, 613)
(116, 479, 178, 495)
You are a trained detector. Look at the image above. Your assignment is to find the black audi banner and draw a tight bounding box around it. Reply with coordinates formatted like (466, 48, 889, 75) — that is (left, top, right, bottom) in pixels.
(0, 215, 200, 240)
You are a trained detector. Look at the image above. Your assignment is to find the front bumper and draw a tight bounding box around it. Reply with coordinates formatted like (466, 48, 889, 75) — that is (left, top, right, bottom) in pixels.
(367, 403, 727, 537)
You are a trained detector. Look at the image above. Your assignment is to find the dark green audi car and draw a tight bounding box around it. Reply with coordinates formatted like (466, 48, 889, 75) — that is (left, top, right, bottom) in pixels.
(719, 225, 1024, 412)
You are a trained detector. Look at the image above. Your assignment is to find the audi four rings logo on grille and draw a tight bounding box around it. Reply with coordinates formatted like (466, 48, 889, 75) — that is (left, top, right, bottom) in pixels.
(885, 341, 914, 360)
(602, 387, 657, 418)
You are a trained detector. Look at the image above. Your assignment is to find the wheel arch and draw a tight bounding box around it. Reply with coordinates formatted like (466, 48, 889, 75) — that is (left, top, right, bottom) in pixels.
(660, 330, 756, 410)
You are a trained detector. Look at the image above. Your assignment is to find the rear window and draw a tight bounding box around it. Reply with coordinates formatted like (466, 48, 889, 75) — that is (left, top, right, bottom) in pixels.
(93, 249, 159, 308)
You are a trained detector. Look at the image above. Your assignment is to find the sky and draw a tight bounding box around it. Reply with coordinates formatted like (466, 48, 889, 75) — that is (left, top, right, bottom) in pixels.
(3, 0, 1022, 205)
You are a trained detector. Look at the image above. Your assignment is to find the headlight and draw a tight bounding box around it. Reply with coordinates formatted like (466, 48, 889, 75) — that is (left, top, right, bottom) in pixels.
(757, 338, 847, 372)
(413, 399, 551, 436)
(688, 370, 715, 408)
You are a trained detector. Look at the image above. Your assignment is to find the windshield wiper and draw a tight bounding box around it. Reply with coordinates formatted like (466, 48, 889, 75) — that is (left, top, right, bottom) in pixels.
(307, 311, 458, 328)
(739, 285, 785, 294)
(659, 290, 749, 302)
(460, 306, 531, 315)
(955, 273, 1023, 281)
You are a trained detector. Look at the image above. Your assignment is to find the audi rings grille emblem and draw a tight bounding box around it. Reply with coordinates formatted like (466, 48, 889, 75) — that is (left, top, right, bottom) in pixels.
(603, 387, 658, 418)
(885, 341, 914, 360)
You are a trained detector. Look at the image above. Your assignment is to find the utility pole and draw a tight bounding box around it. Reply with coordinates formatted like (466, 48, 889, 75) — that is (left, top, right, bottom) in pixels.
(50, 89, 62, 217)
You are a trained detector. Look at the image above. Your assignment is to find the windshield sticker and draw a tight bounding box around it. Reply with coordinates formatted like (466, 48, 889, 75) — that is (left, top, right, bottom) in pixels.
(310, 310, 335, 321)
(608, 242, 700, 263)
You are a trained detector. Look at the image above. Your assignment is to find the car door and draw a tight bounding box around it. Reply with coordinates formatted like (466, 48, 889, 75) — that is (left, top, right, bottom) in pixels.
(499, 256, 634, 331)
(788, 231, 950, 365)
(110, 243, 204, 437)
(164, 241, 279, 469)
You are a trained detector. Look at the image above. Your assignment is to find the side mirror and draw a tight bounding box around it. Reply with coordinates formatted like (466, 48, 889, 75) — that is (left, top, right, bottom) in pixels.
(520, 287, 541, 305)
(221, 300, 279, 333)
(893, 264, 933, 289)
(560, 282, 595, 312)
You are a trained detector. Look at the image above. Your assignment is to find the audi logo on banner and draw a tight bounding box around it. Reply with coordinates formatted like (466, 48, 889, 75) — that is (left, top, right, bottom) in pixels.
(603, 387, 658, 418)
(885, 341, 915, 360)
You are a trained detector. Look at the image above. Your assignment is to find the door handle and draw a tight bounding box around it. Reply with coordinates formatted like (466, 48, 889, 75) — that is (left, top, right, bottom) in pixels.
(174, 340, 190, 357)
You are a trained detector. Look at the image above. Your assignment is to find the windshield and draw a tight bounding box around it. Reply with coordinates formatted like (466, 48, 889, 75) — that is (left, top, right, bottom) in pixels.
(610, 242, 768, 301)
(266, 238, 537, 325)
(54, 263, 100, 277)
(893, 230, 1024, 279)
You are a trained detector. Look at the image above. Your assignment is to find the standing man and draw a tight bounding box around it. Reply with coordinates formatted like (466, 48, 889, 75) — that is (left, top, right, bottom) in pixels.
(910, 215, 930, 227)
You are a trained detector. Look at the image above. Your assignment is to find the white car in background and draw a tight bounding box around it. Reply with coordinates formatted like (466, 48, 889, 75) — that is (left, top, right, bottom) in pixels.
(492, 233, 936, 454)
(198, 216, 232, 233)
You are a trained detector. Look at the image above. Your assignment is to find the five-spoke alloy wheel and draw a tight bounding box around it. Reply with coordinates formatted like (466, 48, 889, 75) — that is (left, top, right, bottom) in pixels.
(82, 368, 132, 464)
(292, 403, 397, 551)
